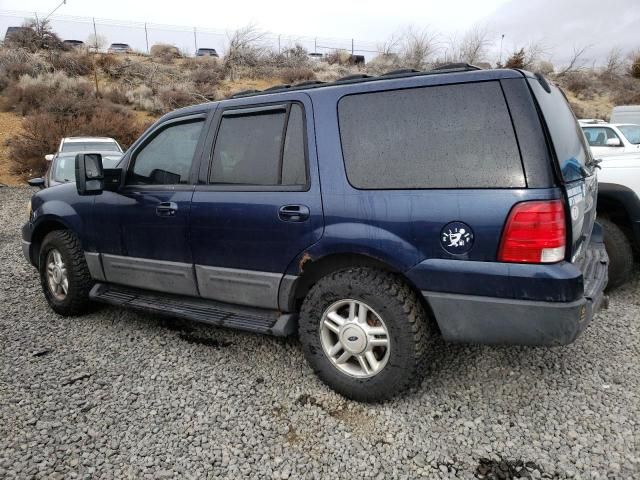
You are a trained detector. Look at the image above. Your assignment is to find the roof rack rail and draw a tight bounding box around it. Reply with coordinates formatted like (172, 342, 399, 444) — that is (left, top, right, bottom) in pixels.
(431, 63, 482, 72)
(294, 80, 326, 87)
(230, 89, 261, 98)
(264, 84, 292, 92)
(336, 74, 372, 82)
(381, 68, 420, 76)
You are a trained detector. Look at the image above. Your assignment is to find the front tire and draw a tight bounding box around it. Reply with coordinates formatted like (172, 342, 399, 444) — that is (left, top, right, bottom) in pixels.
(599, 217, 633, 290)
(39, 230, 94, 315)
(299, 268, 431, 402)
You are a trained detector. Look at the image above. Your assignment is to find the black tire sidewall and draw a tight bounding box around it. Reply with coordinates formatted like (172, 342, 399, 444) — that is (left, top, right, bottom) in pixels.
(39, 231, 92, 315)
(299, 269, 425, 401)
(600, 218, 633, 289)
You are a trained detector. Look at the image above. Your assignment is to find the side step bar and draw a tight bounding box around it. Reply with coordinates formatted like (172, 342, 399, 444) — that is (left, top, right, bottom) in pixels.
(89, 283, 297, 336)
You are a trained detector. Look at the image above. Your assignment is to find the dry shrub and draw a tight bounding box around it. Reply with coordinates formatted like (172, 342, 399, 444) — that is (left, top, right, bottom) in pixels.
(95, 53, 123, 74)
(280, 67, 315, 84)
(48, 50, 94, 76)
(0, 48, 51, 81)
(325, 50, 352, 66)
(10, 104, 147, 177)
(189, 65, 224, 85)
(564, 72, 590, 95)
(125, 85, 162, 113)
(505, 49, 526, 69)
(158, 85, 198, 111)
(103, 86, 129, 106)
(150, 44, 181, 63)
(3, 72, 96, 115)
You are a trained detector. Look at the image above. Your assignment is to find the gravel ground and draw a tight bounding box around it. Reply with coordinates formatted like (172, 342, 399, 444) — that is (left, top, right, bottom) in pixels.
(1, 186, 638, 479)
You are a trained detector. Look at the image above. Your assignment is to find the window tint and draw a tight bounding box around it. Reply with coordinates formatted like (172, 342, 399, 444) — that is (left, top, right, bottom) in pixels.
(528, 78, 590, 182)
(282, 104, 307, 185)
(210, 105, 307, 186)
(338, 82, 524, 189)
(582, 127, 621, 146)
(128, 120, 204, 185)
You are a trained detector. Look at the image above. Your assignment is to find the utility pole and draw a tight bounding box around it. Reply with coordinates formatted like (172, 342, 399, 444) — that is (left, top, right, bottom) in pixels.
(193, 27, 197, 54)
(43, 0, 66, 22)
(499, 34, 505, 66)
(351, 38, 354, 55)
(144, 23, 149, 54)
(92, 17, 100, 99)
(278, 34, 281, 54)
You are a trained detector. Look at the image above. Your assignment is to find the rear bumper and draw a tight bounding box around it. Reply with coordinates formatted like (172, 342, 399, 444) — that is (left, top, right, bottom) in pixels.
(420, 238, 608, 346)
(424, 291, 597, 346)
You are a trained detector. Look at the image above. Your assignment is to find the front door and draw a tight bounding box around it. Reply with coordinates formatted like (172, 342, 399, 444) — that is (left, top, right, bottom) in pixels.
(189, 97, 323, 309)
(96, 113, 209, 296)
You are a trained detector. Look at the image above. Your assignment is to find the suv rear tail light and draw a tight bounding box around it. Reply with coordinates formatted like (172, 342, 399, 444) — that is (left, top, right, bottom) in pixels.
(498, 200, 566, 264)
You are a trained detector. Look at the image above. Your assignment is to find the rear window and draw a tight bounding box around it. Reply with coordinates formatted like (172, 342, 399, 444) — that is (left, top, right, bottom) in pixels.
(338, 81, 525, 189)
(61, 142, 120, 153)
(528, 78, 590, 182)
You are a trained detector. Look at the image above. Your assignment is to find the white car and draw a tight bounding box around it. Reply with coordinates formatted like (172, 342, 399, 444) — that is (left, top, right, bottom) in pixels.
(44, 137, 123, 162)
(579, 120, 640, 157)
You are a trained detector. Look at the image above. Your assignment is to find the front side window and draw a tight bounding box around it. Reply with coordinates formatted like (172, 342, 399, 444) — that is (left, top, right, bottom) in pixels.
(582, 127, 621, 146)
(338, 81, 525, 189)
(209, 104, 307, 186)
(128, 119, 204, 185)
(618, 125, 640, 145)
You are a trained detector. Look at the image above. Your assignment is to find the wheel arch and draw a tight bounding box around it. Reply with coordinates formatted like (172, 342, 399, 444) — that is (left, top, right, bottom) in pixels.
(30, 217, 71, 267)
(598, 182, 640, 249)
(284, 252, 433, 321)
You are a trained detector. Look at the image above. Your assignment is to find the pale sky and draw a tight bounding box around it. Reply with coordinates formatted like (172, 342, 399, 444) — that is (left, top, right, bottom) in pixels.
(1, 0, 638, 65)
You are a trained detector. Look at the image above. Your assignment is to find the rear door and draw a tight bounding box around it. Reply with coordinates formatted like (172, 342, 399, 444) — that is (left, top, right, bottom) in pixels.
(528, 78, 598, 261)
(189, 94, 323, 309)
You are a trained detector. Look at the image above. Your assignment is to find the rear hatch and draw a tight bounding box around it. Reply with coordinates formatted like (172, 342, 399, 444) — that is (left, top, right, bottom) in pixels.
(527, 76, 599, 263)
(527, 75, 608, 301)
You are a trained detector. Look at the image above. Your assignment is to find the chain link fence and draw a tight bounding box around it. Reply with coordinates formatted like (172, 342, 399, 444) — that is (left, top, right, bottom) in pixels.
(0, 9, 383, 59)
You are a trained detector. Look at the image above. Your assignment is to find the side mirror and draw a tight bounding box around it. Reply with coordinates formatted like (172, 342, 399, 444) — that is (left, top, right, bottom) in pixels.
(44, 154, 54, 162)
(27, 177, 45, 189)
(606, 138, 622, 147)
(75, 153, 104, 195)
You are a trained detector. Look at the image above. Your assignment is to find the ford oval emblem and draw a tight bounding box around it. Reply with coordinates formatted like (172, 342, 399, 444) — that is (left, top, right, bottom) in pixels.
(348, 336, 358, 342)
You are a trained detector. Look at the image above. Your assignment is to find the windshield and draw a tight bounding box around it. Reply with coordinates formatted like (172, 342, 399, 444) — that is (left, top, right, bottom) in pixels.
(618, 125, 640, 145)
(51, 156, 76, 183)
(61, 141, 120, 153)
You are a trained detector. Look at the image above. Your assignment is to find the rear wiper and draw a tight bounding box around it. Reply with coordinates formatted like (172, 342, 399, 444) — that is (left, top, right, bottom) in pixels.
(586, 158, 602, 170)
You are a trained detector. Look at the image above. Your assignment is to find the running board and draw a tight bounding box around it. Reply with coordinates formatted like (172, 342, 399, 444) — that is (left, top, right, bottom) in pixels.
(89, 283, 297, 336)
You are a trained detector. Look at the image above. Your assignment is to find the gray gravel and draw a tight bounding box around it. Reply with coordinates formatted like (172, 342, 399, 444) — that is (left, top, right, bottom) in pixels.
(1, 186, 638, 479)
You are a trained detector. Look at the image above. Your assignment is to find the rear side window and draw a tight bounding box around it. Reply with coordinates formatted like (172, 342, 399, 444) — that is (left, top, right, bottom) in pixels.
(210, 104, 307, 186)
(338, 82, 525, 189)
(528, 78, 590, 182)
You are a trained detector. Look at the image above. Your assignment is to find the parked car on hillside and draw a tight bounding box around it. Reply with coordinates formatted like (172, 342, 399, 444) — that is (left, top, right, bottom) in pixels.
(62, 39, 85, 49)
(580, 120, 640, 157)
(107, 43, 132, 54)
(22, 66, 608, 401)
(195, 48, 218, 57)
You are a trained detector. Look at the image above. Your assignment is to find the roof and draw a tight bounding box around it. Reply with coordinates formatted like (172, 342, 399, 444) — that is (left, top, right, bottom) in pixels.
(63, 137, 119, 143)
(163, 64, 530, 121)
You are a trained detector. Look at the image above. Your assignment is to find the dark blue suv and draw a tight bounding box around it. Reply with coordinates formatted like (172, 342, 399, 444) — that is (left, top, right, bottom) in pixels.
(22, 66, 608, 401)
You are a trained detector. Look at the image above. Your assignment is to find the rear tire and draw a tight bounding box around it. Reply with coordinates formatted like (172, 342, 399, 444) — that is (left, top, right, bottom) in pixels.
(599, 217, 633, 289)
(39, 230, 94, 315)
(298, 267, 432, 402)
